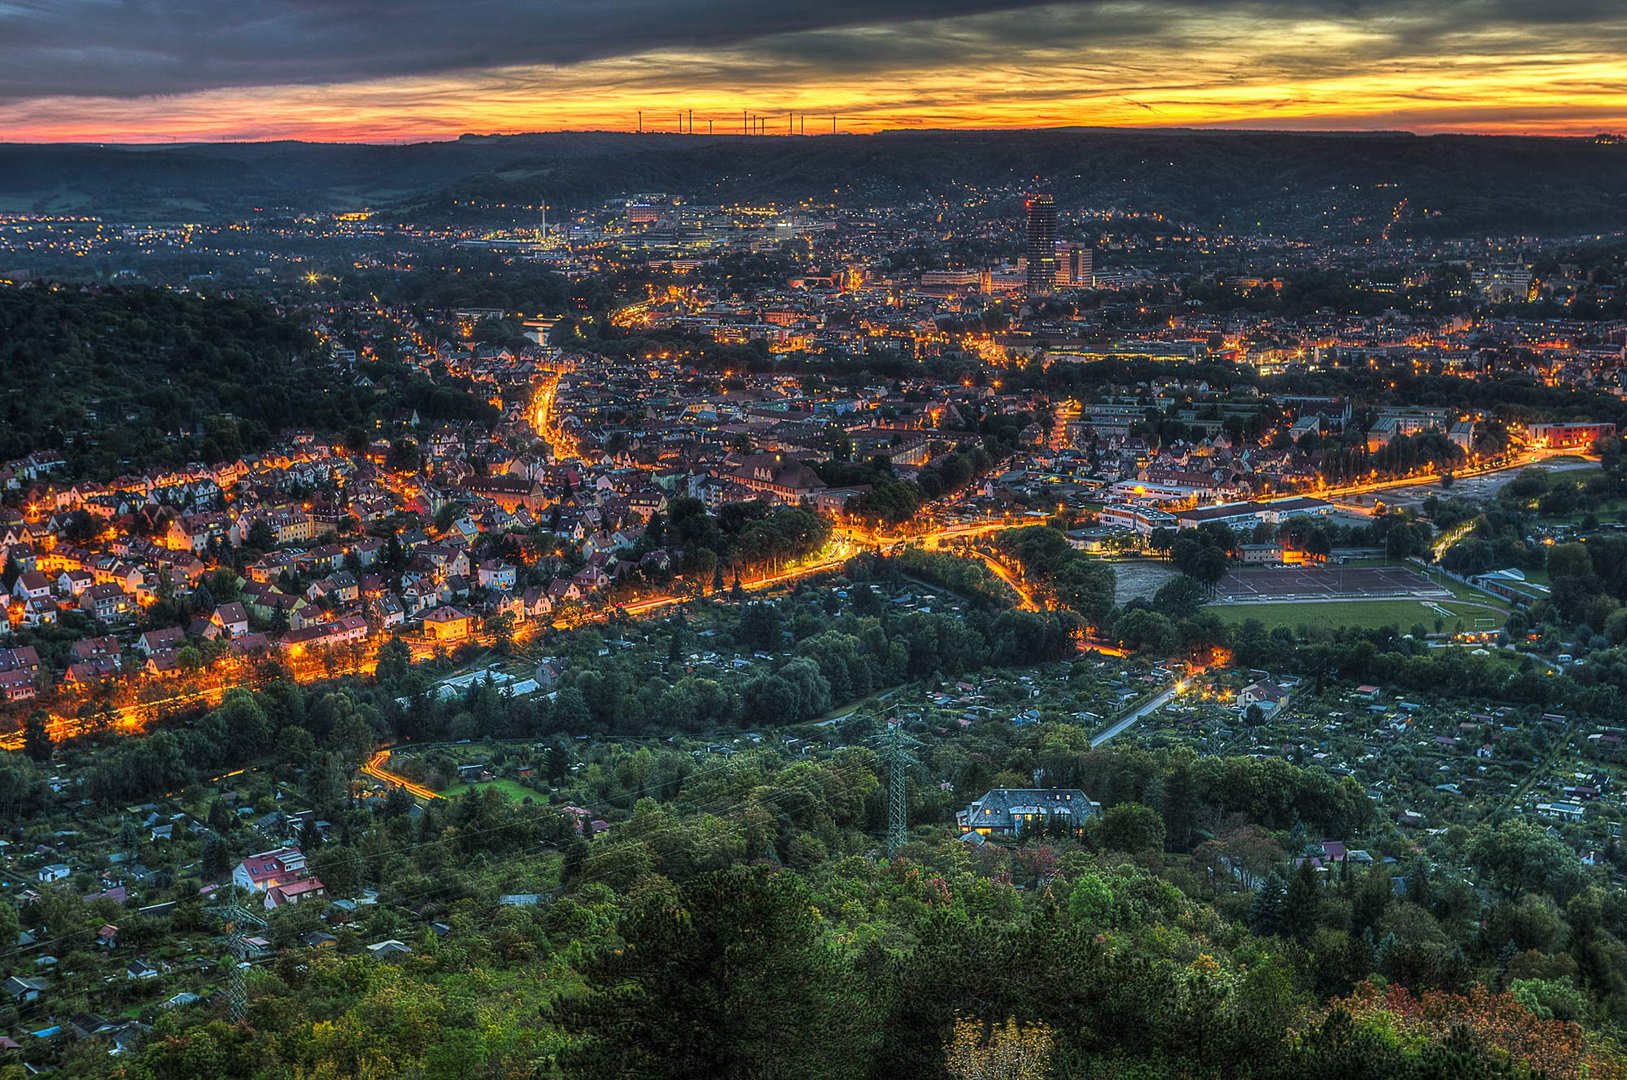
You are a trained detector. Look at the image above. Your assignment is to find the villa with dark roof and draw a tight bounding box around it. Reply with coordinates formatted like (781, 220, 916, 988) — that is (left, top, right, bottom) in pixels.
(956, 787, 1100, 838)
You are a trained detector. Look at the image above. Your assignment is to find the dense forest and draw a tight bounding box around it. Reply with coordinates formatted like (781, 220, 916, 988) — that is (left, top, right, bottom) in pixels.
(0, 285, 495, 476)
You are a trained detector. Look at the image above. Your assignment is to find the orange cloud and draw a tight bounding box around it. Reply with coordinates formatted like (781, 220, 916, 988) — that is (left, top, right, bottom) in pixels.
(3, 5, 1625, 141)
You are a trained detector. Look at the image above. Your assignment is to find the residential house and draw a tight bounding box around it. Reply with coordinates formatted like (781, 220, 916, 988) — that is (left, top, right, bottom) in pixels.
(81, 582, 134, 623)
(68, 637, 120, 667)
(232, 848, 307, 893)
(0, 645, 42, 676)
(956, 788, 1101, 838)
(423, 605, 473, 644)
(725, 452, 828, 505)
(476, 559, 517, 591)
(4, 976, 48, 1004)
(265, 877, 327, 911)
(10, 571, 51, 603)
(136, 628, 186, 657)
(210, 602, 250, 639)
(371, 593, 406, 628)
(520, 586, 554, 621)
(1238, 680, 1288, 717)
(0, 668, 36, 703)
(56, 568, 95, 597)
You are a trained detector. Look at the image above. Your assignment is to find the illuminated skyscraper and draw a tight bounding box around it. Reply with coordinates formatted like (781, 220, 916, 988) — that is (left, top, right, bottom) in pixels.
(1025, 193, 1057, 296)
(1057, 242, 1093, 287)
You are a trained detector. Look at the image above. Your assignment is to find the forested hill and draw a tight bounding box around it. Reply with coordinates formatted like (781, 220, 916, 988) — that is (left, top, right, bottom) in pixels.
(2, 129, 1626, 238)
(0, 285, 487, 477)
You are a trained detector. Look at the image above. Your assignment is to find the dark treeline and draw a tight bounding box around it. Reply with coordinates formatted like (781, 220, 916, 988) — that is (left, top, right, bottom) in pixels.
(10, 130, 1627, 239)
(996, 526, 1117, 625)
(0, 285, 499, 476)
(633, 497, 831, 587)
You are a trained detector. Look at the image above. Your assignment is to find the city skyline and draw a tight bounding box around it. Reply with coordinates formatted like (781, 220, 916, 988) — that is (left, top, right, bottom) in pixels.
(2, 0, 1626, 142)
(5, 6, 1627, 1062)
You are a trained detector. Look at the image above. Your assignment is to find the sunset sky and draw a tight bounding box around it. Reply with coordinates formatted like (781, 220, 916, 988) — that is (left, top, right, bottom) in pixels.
(2, 0, 1625, 142)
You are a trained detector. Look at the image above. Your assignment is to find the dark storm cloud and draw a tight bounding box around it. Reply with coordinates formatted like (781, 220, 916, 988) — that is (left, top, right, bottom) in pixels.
(0, 0, 1057, 100)
(0, 0, 1621, 103)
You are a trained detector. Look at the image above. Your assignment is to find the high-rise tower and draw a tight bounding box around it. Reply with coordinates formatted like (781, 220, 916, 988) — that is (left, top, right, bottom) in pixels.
(1025, 193, 1058, 296)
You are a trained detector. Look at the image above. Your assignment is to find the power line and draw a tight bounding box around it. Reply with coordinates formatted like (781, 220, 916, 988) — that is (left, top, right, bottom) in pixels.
(335, 748, 892, 918)
(0, 699, 925, 976)
(0, 745, 887, 974)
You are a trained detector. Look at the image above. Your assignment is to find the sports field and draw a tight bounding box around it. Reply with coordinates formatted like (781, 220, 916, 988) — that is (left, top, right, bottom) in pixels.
(1213, 598, 1506, 632)
(1215, 566, 1448, 603)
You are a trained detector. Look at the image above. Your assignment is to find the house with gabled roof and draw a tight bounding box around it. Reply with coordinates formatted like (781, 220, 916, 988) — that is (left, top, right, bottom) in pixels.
(956, 788, 1100, 838)
(265, 877, 327, 910)
(10, 571, 51, 603)
(232, 848, 306, 893)
(520, 585, 554, 621)
(136, 627, 186, 657)
(65, 655, 121, 686)
(82, 582, 134, 623)
(4, 975, 48, 1003)
(1238, 680, 1288, 717)
(0, 645, 42, 675)
(210, 602, 250, 639)
(56, 568, 95, 596)
(423, 605, 472, 643)
(724, 452, 828, 506)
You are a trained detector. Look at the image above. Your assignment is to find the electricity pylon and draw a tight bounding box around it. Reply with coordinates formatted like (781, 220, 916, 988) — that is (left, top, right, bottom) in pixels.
(870, 711, 920, 856)
(209, 901, 267, 1023)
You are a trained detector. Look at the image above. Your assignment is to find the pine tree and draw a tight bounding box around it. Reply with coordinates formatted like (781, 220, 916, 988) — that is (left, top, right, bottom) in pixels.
(1406, 854, 1435, 912)
(1249, 871, 1287, 935)
(1495, 939, 1520, 990)
(562, 834, 588, 884)
(384, 785, 415, 818)
(23, 710, 52, 763)
(200, 833, 229, 879)
(1282, 857, 1322, 944)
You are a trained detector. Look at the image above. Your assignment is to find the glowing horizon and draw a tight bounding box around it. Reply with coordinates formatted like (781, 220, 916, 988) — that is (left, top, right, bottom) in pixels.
(2, 2, 1625, 144)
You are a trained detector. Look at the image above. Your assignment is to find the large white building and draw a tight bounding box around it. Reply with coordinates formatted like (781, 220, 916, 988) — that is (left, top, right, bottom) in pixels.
(1175, 496, 1331, 532)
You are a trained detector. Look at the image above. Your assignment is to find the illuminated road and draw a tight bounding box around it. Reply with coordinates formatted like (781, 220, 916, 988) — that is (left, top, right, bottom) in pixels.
(973, 549, 1042, 611)
(28, 399, 1569, 756)
(0, 651, 380, 752)
(12, 444, 1559, 755)
(833, 515, 1033, 549)
(0, 505, 1109, 758)
(0, 536, 871, 754)
(530, 373, 578, 460)
(0, 509, 1013, 753)
(1317, 447, 1590, 515)
(362, 748, 443, 800)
